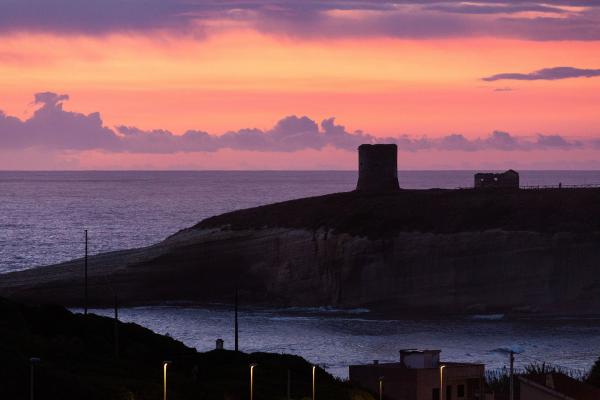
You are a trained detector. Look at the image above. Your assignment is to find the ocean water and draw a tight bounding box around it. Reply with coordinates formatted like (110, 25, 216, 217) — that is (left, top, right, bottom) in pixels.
(3, 170, 600, 378)
(80, 306, 600, 379)
(0, 171, 355, 273)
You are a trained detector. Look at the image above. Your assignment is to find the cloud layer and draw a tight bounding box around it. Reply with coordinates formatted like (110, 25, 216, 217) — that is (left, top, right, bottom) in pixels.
(483, 66, 600, 81)
(1, 1, 600, 41)
(0, 92, 592, 155)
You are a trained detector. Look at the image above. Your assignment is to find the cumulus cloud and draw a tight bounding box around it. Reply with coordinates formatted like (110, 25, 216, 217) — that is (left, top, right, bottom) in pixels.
(1, 1, 600, 41)
(483, 67, 600, 81)
(0, 92, 590, 154)
(536, 134, 582, 149)
(0, 92, 119, 150)
(433, 131, 582, 152)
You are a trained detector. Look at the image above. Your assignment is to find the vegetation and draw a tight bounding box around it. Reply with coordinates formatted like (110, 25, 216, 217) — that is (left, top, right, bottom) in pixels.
(588, 357, 600, 388)
(0, 298, 372, 400)
(486, 362, 594, 399)
(520, 362, 586, 378)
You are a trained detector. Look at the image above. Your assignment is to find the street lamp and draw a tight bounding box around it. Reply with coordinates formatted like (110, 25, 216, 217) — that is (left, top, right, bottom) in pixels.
(378, 376, 384, 400)
(163, 361, 172, 400)
(250, 363, 258, 400)
(439, 365, 446, 400)
(30, 357, 40, 400)
(312, 365, 316, 400)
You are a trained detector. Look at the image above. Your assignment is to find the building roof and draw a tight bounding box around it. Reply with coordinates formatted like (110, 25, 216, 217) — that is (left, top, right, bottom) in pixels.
(519, 373, 600, 400)
(349, 361, 485, 370)
(399, 349, 440, 355)
(474, 170, 519, 177)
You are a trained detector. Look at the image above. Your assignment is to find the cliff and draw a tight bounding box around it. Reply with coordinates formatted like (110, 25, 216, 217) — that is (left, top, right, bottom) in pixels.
(1, 188, 600, 315)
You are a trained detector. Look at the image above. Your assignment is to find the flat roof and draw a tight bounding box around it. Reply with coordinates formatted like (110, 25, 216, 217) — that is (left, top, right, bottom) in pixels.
(350, 361, 485, 369)
(400, 349, 441, 353)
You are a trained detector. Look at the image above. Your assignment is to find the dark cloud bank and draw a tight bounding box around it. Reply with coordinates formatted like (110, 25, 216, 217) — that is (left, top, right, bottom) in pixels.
(0, 93, 591, 154)
(1, 1, 600, 41)
(484, 67, 600, 81)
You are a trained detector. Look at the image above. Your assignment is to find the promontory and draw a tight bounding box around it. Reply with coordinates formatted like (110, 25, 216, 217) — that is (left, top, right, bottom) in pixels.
(1, 144, 600, 316)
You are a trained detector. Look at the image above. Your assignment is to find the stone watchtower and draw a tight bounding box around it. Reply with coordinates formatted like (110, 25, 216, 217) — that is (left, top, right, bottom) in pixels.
(355, 144, 400, 193)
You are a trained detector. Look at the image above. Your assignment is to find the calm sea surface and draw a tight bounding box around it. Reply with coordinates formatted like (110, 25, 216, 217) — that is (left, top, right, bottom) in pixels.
(80, 306, 600, 379)
(3, 171, 600, 377)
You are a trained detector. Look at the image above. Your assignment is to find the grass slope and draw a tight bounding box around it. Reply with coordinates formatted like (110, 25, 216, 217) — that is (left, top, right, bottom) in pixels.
(0, 298, 371, 400)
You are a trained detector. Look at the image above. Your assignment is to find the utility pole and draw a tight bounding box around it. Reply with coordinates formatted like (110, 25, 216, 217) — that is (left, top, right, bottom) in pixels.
(287, 369, 291, 400)
(509, 351, 515, 400)
(84, 229, 88, 315)
(29, 357, 40, 400)
(114, 294, 119, 359)
(234, 288, 239, 352)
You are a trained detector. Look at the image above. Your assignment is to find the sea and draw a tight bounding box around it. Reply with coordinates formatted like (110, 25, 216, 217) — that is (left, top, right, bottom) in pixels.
(2, 170, 600, 378)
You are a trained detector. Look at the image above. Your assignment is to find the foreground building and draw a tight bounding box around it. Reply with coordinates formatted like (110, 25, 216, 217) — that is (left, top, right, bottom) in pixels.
(349, 349, 491, 400)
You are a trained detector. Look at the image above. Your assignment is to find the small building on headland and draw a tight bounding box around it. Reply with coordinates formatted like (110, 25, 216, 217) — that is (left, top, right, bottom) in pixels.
(356, 144, 400, 193)
(474, 170, 519, 189)
(518, 373, 600, 400)
(349, 349, 492, 400)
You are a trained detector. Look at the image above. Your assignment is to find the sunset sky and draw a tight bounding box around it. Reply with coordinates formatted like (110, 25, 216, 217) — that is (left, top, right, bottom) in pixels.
(1, 0, 600, 169)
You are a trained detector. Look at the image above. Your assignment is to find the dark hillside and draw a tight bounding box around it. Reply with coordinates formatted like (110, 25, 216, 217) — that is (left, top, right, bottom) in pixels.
(195, 188, 600, 237)
(0, 298, 369, 400)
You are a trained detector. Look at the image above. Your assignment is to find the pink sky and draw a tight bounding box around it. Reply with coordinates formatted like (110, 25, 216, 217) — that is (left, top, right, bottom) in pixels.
(1, 1, 600, 169)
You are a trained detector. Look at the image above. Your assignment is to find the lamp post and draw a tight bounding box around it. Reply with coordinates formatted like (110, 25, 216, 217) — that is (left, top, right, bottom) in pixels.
(312, 365, 316, 400)
(250, 363, 258, 400)
(439, 365, 446, 400)
(378, 376, 384, 400)
(163, 361, 172, 400)
(29, 357, 40, 400)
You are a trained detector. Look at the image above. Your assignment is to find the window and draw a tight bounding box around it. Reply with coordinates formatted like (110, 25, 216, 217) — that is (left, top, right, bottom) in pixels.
(432, 388, 440, 400)
(447, 385, 452, 400)
(457, 384, 465, 398)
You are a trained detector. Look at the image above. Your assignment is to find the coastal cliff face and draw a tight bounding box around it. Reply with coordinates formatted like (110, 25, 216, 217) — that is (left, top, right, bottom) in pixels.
(165, 227, 600, 314)
(2, 225, 600, 315)
(2, 189, 600, 315)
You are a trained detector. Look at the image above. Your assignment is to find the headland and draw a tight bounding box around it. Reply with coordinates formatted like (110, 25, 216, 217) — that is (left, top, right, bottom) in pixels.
(1, 145, 600, 316)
